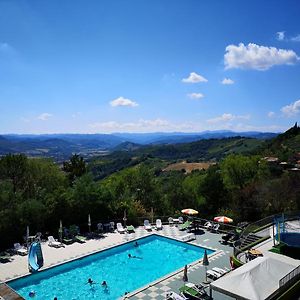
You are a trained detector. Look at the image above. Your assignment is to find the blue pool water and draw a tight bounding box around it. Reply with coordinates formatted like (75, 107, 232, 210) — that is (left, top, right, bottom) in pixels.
(9, 235, 214, 300)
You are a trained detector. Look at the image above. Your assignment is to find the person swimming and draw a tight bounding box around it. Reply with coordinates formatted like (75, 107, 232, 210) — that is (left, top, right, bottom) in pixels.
(87, 278, 96, 286)
(128, 253, 142, 259)
(134, 241, 138, 247)
(101, 280, 108, 287)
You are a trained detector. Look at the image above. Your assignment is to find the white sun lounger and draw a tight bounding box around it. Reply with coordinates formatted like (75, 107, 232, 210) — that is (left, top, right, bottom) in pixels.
(117, 222, 125, 233)
(156, 219, 162, 230)
(204, 221, 213, 229)
(14, 243, 28, 256)
(181, 233, 196, 242)
(206, 269, 222, 280)
(212, 266, 229, 275)
(48, 236, 63, 248)
(144, 219, 152, 231)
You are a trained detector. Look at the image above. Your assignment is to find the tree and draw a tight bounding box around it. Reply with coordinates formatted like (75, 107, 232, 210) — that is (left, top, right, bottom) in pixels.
(63, 154, 86, 184)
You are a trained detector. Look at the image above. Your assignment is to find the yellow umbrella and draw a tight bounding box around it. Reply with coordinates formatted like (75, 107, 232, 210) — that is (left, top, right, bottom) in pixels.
(181, 208, 199, 215)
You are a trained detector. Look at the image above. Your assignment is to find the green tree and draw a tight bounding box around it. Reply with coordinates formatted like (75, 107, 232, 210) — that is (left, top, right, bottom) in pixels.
(63, 154, 86, 184)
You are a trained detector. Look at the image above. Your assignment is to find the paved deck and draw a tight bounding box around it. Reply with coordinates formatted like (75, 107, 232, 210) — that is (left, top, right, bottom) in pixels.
(2, 223, 299, 300)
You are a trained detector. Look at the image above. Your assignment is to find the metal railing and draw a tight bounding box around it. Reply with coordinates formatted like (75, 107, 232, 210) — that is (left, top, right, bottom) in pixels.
(279, 265, 300, 287)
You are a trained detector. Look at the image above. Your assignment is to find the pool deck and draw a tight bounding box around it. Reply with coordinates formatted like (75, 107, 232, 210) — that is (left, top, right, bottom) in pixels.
(1, 224, 298, 300)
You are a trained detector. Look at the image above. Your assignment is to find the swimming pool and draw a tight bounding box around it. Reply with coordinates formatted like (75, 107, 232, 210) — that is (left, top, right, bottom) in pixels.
(9, 235, 214, 300)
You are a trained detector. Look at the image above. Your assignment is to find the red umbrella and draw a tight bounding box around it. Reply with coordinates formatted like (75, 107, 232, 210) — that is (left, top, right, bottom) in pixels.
(214, 216, 233, 223)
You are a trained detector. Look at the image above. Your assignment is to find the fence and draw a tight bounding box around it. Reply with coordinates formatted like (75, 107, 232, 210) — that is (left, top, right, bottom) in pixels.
(279, 265, 300, 288)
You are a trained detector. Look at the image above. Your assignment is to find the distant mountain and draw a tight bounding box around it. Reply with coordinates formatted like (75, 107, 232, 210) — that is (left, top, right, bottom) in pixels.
(0, 130, 278, 161)
(114, 131, 278, 145)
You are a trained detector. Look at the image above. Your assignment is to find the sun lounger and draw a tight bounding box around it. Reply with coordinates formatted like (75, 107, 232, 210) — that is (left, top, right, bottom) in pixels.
(156, 219, 162, 230)
(110, 221, 115, 232)
(178, 216, 184, 224)
(14, 243, 28, 255)
(0, 252, 12, 263)
(203, 221, 212, 230)
(117, 222, 125, 233)
(168, 217, 174, 226)
(144, 219, 152, 231)
(48, 236, 64, 248)
(181, 233, 196, 242)
(179, 284, 204, 299)
(62, 237, 74, 245)
(211, 223, 220, 233)
(212, 267, 228, 275)
(179, 220, 192, 231)
(166, 291, 188, 300)
(127, 225, 135, 233)
(185, 282, 207, 294)
(74, 235, 86, 243)
(206, 269, 222, 280)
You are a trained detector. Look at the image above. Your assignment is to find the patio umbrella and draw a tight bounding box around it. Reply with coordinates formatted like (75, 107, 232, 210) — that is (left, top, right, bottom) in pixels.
(181, 208, 199, 215)
(123, 210, 127, 227)
(88, 214, 91, 233)
(183, 264, 188, 282)
(58, 220, 63, 242)
(202, 249, 209, 283)
(214, 216, 233, 223)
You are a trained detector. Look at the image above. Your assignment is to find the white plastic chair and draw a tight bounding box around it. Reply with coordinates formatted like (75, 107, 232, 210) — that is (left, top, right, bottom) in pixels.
(116, 223, 125, 233)
(155, 219, 162, 230)
(144, 219, 152, 231)
(168, 217, 174, 226)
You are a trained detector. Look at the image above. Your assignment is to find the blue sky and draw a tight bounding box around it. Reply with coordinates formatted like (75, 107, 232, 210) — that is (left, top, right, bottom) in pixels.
(0, 0, 300, 134)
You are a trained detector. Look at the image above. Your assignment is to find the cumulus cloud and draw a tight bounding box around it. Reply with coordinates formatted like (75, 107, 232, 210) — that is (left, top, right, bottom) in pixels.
(37, 113, 53, 121)
(182, 72, 208, 83)
(187, 93, 204, 100)
(281, 99, 300, 117)
(207, 113, 250, 123)
(291, 34, 300, 42)
(224, 43, 299, 70)
(276, 31, 285, 41)
(221, 78, 234, 85)
(110, 96, 138, 107)
(267, 111, 275, 118)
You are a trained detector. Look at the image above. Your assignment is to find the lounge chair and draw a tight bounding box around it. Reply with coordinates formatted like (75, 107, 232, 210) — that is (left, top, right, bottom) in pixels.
(117, 223, 125, 233)
(144, 219, 152, 231)
(206, 269, 222, 280)
(14, 243, 28, 255)
(168, 217, 174, 226)
(178, 216, 184, 224)
(127, 225, 135, 233)
(97, 223, 104, 233)
(203, 221, 212, 230)
(156, 219, 162, 230)
(181, 233, 196, 242)
(166, 291, 188, 300)
(48, 236, 63, 248)
(211, 223, 220, 233)
(212, 267, 228, 275)
(179, 220, 192, 231)
(179, 284, 206, 299)
(0, 252, 12, 263)
(74, 235, 86, 243)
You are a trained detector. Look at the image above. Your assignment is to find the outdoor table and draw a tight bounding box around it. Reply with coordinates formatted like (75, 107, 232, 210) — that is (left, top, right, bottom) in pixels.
(248, 249, 263, 256)
(173, 219, 180, 226)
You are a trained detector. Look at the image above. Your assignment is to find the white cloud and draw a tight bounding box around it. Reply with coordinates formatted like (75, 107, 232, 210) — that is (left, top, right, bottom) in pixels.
(276, 31, 285, 41)
(291, 34, 300, 42)
(110, 96, 138, 107)
(224, 43, 299, 70)
(182, 72, 208, 83)
(37, 113, 53, 121)
(267, 111, 275, 118)
(221, 78, 234, 85)
(281, 99, 300, 117)
(207, 113, 250, 123)
(187, 93, 204, 100)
